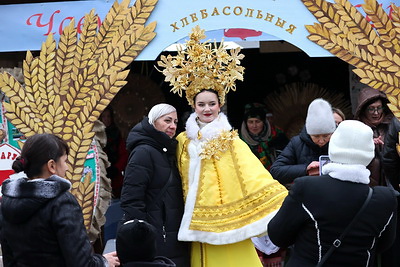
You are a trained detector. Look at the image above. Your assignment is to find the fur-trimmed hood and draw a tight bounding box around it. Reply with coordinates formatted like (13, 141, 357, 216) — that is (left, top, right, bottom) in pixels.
(185, 112, 232, 141)
(355, 87, 391, 120)
(1, 175, 71, 224)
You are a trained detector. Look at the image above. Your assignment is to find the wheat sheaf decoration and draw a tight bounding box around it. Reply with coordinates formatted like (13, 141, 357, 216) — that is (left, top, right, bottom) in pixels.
(301, 0, 400, 119)
(0, 0, 158, 229)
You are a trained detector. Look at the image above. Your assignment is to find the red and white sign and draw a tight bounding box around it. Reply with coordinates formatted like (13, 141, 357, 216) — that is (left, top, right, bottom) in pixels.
(0, 143, 20, 185)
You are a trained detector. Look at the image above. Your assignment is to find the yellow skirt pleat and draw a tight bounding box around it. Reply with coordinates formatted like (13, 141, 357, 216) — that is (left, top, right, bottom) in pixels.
(191, 239, 263, 267)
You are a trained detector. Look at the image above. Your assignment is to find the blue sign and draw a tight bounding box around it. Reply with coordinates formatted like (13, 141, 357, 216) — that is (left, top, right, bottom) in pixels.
(0, 0, 397, 58)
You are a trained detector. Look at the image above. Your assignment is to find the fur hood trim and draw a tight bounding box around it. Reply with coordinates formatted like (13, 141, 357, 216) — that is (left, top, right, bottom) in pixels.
(2, 175, 71, 199)
(185, 112, 232, 141)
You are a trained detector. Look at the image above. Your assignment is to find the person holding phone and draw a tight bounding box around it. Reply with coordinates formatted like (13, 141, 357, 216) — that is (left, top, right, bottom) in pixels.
(270, 98, 336, 187)
(268, 120, 397, 266)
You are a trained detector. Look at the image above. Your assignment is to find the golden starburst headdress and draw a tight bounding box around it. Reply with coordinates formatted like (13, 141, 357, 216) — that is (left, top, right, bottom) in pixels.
(157, 25, 245, 106)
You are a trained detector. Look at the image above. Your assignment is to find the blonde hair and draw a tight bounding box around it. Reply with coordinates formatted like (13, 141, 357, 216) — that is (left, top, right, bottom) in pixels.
(332, 107, 346, 121)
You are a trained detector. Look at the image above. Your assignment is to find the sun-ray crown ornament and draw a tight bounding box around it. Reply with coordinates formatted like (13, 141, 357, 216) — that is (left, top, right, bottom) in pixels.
(157, 25, 245, 106)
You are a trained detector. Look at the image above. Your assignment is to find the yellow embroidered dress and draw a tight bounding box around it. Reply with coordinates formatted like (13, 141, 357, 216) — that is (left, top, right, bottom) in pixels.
(176, 112, 288, 267)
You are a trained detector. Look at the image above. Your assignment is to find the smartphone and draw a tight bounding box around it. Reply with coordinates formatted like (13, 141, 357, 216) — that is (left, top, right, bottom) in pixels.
(319, 155, 331, 175)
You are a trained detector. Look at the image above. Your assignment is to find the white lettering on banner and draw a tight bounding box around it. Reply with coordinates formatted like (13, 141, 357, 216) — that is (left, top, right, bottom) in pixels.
(169, 6, 297, 34)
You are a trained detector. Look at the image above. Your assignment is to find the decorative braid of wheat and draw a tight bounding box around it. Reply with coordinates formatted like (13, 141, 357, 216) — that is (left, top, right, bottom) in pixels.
(0, 0, 158, 230)
(302, 0, 400, 119)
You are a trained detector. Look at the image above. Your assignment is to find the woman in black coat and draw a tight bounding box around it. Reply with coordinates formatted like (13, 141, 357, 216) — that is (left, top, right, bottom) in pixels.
(381, 117, 400, 267)
(382, 117, 400, 191)
(120, 103, 190, 267)
(0, 133, 119, 266)
(270, 99, 336, 186)
(268, 120, 397, 267)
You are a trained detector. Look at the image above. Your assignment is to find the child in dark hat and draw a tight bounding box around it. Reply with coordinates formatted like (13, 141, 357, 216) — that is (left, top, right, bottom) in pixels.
(116, 219, 176, 267)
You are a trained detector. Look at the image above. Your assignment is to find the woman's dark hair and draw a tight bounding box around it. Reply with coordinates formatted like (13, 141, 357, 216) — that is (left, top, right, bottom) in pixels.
(100, 106, 115, 122)
(244, 104, 267, 122)
(362, 97, 389, 115)
(12, 133, 69, 178)
(194, 89, 220, 104)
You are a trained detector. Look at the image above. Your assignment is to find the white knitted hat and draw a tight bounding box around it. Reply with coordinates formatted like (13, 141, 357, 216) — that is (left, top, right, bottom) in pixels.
(329, 120, 374, 166)
(305, 98, 336, 135)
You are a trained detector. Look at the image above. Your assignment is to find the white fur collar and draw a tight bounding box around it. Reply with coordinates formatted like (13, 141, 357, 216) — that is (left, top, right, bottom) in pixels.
(185, 112, 232, 141)
(322, 162, 370, 184)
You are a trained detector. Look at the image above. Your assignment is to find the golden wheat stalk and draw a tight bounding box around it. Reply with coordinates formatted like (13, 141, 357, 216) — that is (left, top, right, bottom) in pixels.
(0, 0, 158, 230)
(302, 0, 400, 120)
(390, 4, 400, 54)
(362, 0, 400, 79)
(363, 0, 396, 48)
(302, 0, 378, 71)
(56, 22, 77, 97)
(91, 0, 131, 58)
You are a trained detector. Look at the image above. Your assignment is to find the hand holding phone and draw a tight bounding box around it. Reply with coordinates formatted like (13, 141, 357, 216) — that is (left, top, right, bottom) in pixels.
(307, 161, 320, 176)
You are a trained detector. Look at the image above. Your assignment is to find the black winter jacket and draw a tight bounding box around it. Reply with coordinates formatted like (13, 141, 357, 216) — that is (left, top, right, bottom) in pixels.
(270, 127, 329, 185)
(120, 118, 190, 267)
(0, 175, 106, 267)
(383, 117, 400, 192)
(268, 175, 397, 267)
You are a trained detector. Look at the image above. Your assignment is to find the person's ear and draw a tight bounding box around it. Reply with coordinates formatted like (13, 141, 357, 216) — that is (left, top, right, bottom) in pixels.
(47, 159, 57, 175)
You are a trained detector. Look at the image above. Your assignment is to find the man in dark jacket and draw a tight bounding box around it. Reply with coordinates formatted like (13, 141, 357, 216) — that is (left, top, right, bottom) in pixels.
(268, 120, 397, 267)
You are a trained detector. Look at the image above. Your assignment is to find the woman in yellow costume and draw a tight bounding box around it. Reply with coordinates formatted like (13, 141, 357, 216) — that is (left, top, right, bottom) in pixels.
(158, 26, 288, 267)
